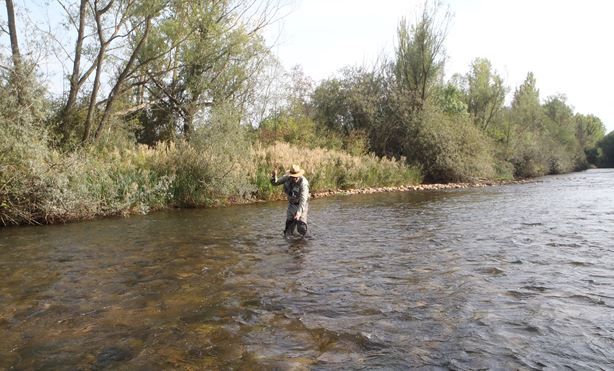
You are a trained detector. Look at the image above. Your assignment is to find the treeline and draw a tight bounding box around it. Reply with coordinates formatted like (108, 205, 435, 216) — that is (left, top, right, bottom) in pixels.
(0, 1, 612, 226)
(254, 6, 611, 182)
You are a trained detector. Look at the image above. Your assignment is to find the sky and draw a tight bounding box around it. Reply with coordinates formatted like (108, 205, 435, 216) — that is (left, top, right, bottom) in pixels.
(265, 0, 614, 133)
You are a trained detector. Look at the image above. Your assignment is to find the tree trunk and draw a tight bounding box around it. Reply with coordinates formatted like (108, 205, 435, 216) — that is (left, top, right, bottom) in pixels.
(183, 112, 193, 136)
(60, 0, 88, 144)
(94, 17, 152, 140)
(82, 3, 107, 143)
(4, 0, 26, 107)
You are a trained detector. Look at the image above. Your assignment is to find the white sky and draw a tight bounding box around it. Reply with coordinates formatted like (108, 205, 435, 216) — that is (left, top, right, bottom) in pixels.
(266, 0, 614, 133)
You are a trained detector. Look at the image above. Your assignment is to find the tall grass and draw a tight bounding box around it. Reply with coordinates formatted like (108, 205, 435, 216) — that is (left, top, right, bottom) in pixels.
(1, 128, 421, 226)
(252, 142, 422, 199)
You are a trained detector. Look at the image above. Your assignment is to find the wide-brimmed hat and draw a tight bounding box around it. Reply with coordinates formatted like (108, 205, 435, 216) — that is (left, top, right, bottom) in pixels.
(286, 164, 305, 178)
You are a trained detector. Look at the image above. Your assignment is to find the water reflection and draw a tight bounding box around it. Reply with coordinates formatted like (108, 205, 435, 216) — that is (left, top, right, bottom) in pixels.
(1, 169, 613, 369)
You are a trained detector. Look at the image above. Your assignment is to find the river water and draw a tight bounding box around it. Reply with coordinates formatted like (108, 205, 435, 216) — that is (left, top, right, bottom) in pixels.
(1, 169, 613, 369)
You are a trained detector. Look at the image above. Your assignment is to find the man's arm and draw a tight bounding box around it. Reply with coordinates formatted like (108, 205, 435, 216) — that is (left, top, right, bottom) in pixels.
(270, 170, 288, 186)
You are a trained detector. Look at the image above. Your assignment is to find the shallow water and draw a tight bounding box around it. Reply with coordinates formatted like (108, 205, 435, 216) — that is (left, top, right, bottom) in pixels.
(1, 169, 613, 369)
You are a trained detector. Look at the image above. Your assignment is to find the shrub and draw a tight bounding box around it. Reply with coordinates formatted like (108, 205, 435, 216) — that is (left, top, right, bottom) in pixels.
(406, 108, 496, 182)
(597, 131, 614, 168)
(155, 105, 256, 206)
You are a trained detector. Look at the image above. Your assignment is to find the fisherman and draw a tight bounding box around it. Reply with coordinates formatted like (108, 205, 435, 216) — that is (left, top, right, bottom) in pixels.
(271, 164, 310, 237)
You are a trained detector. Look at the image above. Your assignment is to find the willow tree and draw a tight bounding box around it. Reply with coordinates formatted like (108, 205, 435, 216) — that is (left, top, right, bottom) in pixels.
(510, 72, 542, 132)
(393, 2, 449, 111)
(575, 113, 605, 153)
(505, 72, 550, 176)
(54, 0, 166, 144)
(464, 58, 506, 132)
(133, 0, 275, 142)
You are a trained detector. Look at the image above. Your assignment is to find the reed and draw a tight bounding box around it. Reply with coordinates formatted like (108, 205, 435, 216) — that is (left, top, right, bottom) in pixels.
(1, 127, 421, 226)
(252, 142, 422, 199)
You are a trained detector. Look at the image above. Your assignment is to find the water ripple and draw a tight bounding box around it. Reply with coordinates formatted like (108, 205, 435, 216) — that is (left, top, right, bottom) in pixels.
(1, 170, 613, 369)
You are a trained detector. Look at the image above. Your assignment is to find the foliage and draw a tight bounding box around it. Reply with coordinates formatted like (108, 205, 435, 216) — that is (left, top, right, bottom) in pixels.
(252, 142, 421, 197)
(0, 117, 52, 225)
(462, 58, 506, 131)
(405, 105, 496, 182)
(133, 0, 272, 140)
(393, 3, 449, 110)
(257, 110, 318, 147)
(597, 131, 614, 168)
(433, 82, 468, 116)
(504, 73, 549, 177)
(575, 113, 606, 166)
(542, 95, 583, 172)
(0, 115, 174, 225)
(154, 104, 256, 207)
(311, 67, 381, 135)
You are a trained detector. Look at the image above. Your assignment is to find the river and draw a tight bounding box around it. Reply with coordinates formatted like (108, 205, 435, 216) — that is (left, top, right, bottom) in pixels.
(1, 169, 613, 369)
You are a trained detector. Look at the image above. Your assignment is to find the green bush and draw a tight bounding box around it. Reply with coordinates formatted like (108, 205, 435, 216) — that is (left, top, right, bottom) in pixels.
(406, 107, 496, 182)
(156, 105, 256, 207)
(597, 131, 614, 167)
(0, 121, 53, 224)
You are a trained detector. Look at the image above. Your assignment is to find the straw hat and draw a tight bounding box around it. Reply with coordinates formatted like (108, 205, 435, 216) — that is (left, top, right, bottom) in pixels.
(286, 164, 305, 177)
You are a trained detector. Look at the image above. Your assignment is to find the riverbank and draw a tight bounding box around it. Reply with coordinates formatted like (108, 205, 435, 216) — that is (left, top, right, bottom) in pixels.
(310, 179, 531, 198)
(242, 178, 532, 205)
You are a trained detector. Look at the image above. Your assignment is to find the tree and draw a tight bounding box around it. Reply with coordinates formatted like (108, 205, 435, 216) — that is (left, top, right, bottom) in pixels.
(543, 95, 576, 147)
(542, 95, 580, 172)
(51, 0, 164, 144)
(464, 58, 506, 131)
(3, 0, 29, 108)
(575, 113, 605, 151)
(58, 0, 89, 143)
(511, 72, 541, 129)
(597, 131, 614, 168)
(312, 67, 380, 136)
(575, 113, 606, 166)
(506, 72, 549, 176)
(135, 0, 274, 140)
(507, 71, 544, 149)
(50, 0, 275, 145)
(433, 81, 467, 116)
(85, 0, 162, 142)
(393, 2, 449, 111)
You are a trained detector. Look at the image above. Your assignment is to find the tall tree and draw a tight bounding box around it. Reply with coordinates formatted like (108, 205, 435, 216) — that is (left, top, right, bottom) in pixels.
(464, 58, 506, 131)
(543, 94, 576, 148)
(58, 0, 90, 144)
(82, 0, 163, 142)
(510, 72, 543, 134)
(136, 0, 273, 140)
(597, 131, 614, 167)
(575, 113, 605, 152)
(3, 0, 27, 107)
(393, 2, 449, 111)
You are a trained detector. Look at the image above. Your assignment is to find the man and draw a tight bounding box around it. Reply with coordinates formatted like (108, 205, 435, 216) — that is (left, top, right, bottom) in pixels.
(271, 164, 310, 237)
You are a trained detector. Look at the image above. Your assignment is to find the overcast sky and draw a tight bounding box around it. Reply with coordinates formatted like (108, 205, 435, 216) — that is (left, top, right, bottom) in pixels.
(266, 0, 614, 133)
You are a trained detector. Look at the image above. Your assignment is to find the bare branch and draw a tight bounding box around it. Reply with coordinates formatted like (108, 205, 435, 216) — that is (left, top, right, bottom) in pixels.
(56, 0, 79, 32)
(98, 0, 116, 15)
